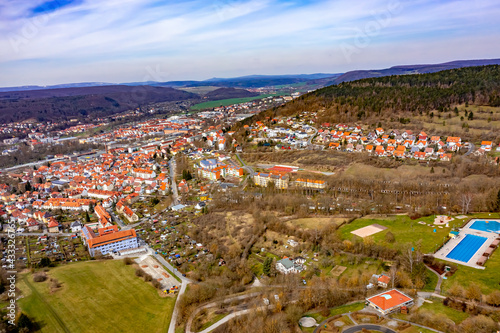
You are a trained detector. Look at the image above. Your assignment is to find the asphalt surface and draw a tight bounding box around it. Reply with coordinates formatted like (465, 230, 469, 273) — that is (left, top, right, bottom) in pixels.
(464, 142, 475, 156)
(0, 232, 73, 237)
(236, 153, 254, 176)
(307, 126, 318, 146)
(342, 324, 396, 333)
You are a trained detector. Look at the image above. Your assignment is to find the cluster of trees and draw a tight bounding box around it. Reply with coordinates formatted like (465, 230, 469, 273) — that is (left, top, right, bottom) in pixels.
(0, 141, 101, 168)
(257, 65, 500, 123)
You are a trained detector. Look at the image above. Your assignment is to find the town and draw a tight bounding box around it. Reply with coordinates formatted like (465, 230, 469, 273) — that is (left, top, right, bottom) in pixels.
(1, 83, 500, 333)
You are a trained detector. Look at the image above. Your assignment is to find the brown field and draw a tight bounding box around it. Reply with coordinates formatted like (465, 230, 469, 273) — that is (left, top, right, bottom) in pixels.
(330, 265, 347, 277)
(287, 217, 348, 229)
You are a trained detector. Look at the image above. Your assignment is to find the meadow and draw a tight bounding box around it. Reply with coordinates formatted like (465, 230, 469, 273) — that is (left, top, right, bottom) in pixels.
(17, 260, 176, 333)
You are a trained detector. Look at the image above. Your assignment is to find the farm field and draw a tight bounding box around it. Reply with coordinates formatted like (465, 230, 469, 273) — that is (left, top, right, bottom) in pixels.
(190, 94, 275, 110)
(17, 260, 176, 333)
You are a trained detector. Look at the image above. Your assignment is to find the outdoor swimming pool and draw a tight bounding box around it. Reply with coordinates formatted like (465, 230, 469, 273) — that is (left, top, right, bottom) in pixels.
(469, 220, 500, 233)
(446, 234, 487, 263)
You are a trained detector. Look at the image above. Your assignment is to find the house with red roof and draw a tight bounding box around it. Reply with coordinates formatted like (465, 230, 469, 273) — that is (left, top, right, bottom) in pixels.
(377, 274, 391, 288)
(48, 219, 60, 233)
(366, 289, 413, 315)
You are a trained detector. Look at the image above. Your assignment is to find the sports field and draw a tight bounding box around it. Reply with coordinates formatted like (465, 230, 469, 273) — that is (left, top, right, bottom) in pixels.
(339, 215, 460, 253)
(17, 260, 176, 333)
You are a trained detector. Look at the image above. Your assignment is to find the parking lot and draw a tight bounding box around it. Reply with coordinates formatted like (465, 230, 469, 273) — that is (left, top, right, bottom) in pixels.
(135, 255, 179, 292)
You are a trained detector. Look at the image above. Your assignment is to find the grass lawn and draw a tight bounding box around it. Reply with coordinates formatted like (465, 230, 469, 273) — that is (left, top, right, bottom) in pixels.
(190, 94, 276, 110)
(400, 326, 437, 333)
(422, 269, 439, 292)
(307, 302, 365, 323)
(18, 260, 176, 333)
(442, 248, 500, 294)
(339, 215, 464, 253)
(418, 298, 469, 324)
(198, 312, 229, 331)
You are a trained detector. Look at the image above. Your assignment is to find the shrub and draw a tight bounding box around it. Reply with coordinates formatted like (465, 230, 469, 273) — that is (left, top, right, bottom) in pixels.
(135, 268, 144, 277)
(152, 280, 162, 289)
(144, 273, 153, 282)
(123, 257, 134, 265)
(384, 231, 395, 243)
(33, 273, 47, 282)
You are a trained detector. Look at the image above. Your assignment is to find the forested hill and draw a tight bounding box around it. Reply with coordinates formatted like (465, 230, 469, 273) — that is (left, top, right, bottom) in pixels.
(256, 65, 500, 125)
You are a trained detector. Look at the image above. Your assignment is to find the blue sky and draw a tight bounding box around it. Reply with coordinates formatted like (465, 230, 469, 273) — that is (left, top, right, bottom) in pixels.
(1, 0, 499, 86)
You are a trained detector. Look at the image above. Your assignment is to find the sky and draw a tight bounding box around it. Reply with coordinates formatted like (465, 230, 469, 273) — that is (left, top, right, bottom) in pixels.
(0, 0, 499, 87)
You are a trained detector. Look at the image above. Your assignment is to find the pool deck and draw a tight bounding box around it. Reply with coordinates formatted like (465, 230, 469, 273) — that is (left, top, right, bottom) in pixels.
(434, 219, 500, 269)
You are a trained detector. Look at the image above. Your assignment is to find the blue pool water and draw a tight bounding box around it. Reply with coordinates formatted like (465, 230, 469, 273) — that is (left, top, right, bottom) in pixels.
(446, 234, 487, 263)
(470, 220, 500, 233)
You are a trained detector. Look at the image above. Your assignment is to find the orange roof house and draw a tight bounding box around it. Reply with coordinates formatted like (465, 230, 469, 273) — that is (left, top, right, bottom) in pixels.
(366, 289, 413, 315)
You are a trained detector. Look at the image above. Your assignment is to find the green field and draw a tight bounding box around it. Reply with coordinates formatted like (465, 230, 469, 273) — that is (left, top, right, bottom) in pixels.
(339, 215, 464, 253)
(442, 249, 500, 294)
(18, 260, 176, 333)
(190, 94, 275, 110)
(418, 298, 469, 324)
(307, 302, 364, 323)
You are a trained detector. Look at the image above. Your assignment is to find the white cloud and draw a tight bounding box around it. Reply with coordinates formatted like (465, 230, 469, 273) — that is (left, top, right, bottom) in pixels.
(0, 0, 499, 86)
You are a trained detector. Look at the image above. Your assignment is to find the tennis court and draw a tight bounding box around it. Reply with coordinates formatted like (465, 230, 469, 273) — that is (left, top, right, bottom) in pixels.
(446, 234, 487, 263)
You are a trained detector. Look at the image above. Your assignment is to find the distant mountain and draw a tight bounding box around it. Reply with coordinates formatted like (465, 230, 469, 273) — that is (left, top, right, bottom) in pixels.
(0, 85, 199, 123)
(0, 74, 341, 92)
(329, 58, 500, 85)
(204, 87, 259, 100)
(0, 82, 114, 92)
(250, 65, 500, 131)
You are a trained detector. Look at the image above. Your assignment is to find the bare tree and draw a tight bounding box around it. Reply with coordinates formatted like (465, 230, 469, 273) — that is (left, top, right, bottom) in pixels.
(460, 193, 473, 214)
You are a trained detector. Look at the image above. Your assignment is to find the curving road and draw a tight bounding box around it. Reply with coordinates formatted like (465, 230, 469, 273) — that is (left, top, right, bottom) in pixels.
(464, 142, 475, 156)
(342, 324, 396, 333)
(236, 153, 254, 177)
(307, 126, 318, 147)
(185, 292, 262, 333)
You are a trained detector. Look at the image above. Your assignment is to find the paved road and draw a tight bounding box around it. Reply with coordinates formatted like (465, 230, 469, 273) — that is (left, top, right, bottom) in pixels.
(1, 150, 105, 172)
(342, 324, 396, 333)
(424, 265, 443, 294)
(236, 153, 254, 176)
(145, 244, 190, 333)
(197, 306, 272, 333)
(0, 232, 73, 237)
(307, 126, 318, 147)
(464, 142, 475, 156)
(388, 317, 444, 333)
(186, 292, 262, 333)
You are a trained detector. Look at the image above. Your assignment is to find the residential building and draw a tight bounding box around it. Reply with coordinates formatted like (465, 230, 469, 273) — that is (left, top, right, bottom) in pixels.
(276, 257, 304, 274)
(81, 225, 138, 256)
